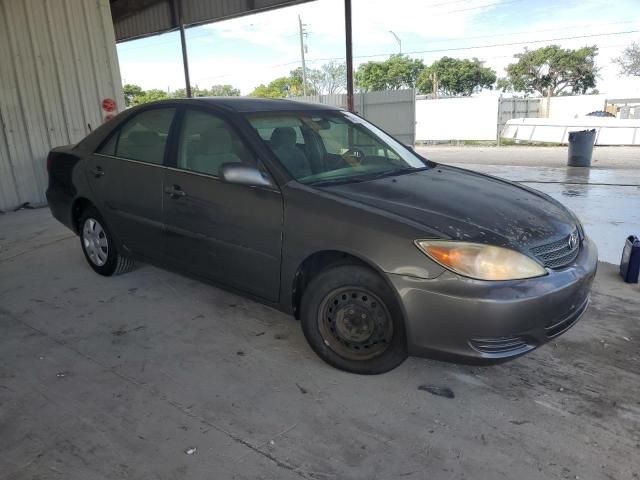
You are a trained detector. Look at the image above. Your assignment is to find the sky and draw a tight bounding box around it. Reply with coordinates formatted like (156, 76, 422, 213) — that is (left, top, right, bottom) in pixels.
(116, 0, 640, 96)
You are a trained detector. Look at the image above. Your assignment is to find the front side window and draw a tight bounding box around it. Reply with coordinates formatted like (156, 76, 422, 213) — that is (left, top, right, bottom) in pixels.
(247, 111, 426, 185)
(177, 109, 252, 177)
(100, 108, 175, 164)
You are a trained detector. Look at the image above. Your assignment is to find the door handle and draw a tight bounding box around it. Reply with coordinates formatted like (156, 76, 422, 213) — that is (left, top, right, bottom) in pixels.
(90, 166, 105, 178)
(165, 184, 186, 199)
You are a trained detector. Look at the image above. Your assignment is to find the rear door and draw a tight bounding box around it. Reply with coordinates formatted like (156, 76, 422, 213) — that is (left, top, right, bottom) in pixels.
(87, 107, 176, 258)
(162, 107, 283, 301)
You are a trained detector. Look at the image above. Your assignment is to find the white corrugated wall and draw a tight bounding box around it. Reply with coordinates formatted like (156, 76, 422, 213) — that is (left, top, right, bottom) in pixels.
(0, 0, 124, 212)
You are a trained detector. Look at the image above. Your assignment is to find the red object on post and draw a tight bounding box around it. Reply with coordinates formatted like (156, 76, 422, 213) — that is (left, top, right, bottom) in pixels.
(101, 98, 116, 113)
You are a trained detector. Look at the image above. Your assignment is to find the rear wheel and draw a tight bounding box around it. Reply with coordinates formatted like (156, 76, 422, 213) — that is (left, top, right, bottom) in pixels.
(300, 265, 407, 374)
(79, 207, 133, 276)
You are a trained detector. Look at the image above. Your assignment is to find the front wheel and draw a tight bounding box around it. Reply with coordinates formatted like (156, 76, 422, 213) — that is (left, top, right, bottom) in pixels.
(79, 207, 134, 276)
(300, 265, 407, 374)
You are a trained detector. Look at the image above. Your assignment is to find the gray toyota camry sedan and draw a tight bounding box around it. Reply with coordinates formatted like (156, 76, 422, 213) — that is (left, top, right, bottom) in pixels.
(46, 98, 597, 374)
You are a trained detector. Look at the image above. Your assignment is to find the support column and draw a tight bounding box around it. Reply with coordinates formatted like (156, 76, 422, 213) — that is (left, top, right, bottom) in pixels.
(173, 0, 192, 98)
(344, 0, 354, 112)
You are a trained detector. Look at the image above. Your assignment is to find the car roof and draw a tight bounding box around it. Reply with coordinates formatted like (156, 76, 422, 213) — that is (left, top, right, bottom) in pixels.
(151, 97, 343, 113)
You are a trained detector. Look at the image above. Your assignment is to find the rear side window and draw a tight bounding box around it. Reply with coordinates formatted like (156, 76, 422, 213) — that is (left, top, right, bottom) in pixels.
(99, 108, 175, 164)
(98, 133, 117, 156)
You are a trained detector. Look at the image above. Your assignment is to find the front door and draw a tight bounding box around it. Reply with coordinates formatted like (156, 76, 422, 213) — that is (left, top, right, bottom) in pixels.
(162, 108, 283, 301)
(87, 107, 176, 258)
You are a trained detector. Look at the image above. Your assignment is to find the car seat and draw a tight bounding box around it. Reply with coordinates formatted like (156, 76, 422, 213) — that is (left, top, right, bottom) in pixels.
(270, 127, 312, 178)
(190, 127, 241, 176)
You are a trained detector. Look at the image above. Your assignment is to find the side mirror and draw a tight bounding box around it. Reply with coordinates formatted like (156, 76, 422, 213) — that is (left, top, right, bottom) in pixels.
(220, 163, 273, 188)
(405, 144, 415, 152)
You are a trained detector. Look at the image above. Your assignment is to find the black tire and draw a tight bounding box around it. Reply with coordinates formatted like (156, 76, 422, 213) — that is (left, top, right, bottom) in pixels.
(300, 264, 408, 374)
(78, 207, 134, 276)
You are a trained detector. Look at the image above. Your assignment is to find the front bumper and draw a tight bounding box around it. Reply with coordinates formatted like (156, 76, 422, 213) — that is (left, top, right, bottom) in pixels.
(388, 237, 598, 364)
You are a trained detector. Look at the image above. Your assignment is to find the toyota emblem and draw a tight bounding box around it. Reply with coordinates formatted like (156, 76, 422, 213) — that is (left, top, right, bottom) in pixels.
(568, 232, 579, 250)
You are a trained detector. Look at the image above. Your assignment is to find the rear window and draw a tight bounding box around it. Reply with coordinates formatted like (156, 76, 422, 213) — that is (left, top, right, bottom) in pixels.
(98, 108, 175, 165)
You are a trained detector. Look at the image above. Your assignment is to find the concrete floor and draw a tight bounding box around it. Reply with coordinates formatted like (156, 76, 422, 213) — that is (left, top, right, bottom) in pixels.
(1, 208, 639, 480)
(417, 146, 640, 264)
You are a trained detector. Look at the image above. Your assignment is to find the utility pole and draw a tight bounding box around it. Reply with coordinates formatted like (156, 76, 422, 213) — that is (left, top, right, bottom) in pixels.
(431, 71, 438, 98)
(388, 30, 401, 54)
(298, 15, 308, 96)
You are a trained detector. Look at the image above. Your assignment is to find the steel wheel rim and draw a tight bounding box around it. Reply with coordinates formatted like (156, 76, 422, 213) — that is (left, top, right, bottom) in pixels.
(318, 287, 393, 360)
(82, 218, 108, 267)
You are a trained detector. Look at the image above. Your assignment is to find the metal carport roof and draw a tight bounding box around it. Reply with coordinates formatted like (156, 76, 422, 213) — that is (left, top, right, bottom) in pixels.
(110, 0, 315, 42)
(109, 0, 355, 111)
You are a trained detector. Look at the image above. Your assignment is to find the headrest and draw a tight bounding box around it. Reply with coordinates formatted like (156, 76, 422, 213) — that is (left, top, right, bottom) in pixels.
(202, 128, 232, 154)
(271, 127, 297, 148)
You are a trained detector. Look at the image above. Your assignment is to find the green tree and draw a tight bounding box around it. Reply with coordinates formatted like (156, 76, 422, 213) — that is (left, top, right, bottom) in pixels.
(356, 55, 425, 91)
(416, 57, 496, 96)
(122, 83, 144, 107)
(498, 45, 599, 97)
(289, 67, 317, 95)
(171, 84, 241, 97)
(614, 42, 640, 77)
(134, 89, 169, 105)
(208, 84, 241, 96)
(310, 62, 347, 94)
(250, 75, 303, 98)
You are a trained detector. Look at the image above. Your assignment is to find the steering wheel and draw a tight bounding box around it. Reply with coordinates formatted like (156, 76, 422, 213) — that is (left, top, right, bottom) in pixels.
(342, 148, 366, 166)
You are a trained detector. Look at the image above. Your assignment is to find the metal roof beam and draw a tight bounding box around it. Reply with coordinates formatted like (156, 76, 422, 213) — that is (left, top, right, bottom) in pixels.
(111, 0, 315, 43)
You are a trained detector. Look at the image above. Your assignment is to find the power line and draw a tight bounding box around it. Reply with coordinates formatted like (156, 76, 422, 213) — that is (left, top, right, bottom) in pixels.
(441, 0, 523, 14)
(197, 28, 640, 75)
(304, 29, 640, 63)
(117, 0, 524, 52)
(184, 29, 640, 84)
(407, 0, 485, 8)
(118, 17, 639, 57)
(422, 19, 640, 44)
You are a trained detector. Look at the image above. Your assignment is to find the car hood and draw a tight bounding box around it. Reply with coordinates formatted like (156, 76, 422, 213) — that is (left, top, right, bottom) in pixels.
(318, 165, 577, 250)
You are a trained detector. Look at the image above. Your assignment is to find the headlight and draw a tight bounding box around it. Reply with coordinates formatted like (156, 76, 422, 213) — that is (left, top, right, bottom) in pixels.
(415, 240, 547, 281)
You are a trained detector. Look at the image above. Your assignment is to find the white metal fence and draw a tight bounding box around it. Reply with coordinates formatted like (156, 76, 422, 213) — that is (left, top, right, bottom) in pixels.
(502, 117, 640, 145)
(295, 90, 416, 145)
(415, 96, 541, 142)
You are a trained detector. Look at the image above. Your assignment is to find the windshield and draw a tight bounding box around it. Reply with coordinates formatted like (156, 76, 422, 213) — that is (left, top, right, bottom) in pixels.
(247, 111, 427, 185)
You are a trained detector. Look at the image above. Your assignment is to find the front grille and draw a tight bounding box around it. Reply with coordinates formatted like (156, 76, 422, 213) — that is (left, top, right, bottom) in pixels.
(469, 336, 534, 355)
(530, 232, 580, 269)
(545, 296, 590, 338)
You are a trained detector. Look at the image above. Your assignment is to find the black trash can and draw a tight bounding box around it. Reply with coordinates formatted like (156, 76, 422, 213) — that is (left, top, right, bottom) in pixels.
(568, 129, 596, 167)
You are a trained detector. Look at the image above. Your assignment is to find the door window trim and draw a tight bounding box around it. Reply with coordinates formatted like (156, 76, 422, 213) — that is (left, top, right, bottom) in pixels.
(169, 105, 262, 178)
(94, 105, 179, 167)
(93, 103, 281, 191)
(92, 152, 244, 181)
(165, 105, 279, 192)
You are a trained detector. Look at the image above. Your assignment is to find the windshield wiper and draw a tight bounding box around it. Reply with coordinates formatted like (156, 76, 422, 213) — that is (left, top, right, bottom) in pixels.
(309, 167, 427, 187)
(309, 167, 429, 187)
(308, 177, 368, 187)
(363, 166, 428, 180)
